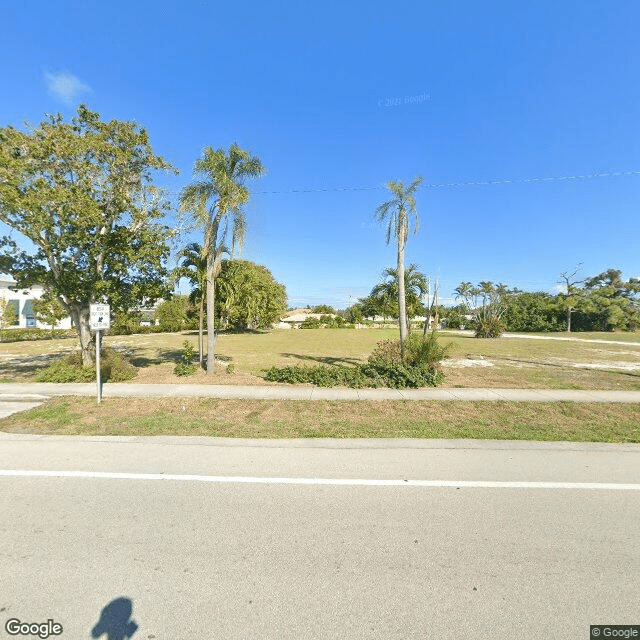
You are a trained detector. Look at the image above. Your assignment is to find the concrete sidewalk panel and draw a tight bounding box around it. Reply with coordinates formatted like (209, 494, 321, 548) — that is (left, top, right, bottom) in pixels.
(357, 389, 405, 400)
(397, 389, 459, 400)
(447, 388, 511, 401)
(309, 388, 358, 400)
(580, 391, 640, 403)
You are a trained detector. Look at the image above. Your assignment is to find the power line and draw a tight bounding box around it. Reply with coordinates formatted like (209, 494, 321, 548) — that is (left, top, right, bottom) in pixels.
(164, 169, 640, 197)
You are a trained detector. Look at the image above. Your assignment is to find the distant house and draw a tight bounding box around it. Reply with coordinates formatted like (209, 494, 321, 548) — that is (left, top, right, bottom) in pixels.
(0, 275, 72, 329)
(276, 308, 340, 329)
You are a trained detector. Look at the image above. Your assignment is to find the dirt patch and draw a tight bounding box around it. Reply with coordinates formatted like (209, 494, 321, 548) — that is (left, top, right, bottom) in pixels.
(574, 362, 640, 371)
(442, 358, 494, 368)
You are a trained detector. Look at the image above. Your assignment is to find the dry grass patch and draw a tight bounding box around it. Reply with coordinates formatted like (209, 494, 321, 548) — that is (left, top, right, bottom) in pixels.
(2, 396, 638, 442)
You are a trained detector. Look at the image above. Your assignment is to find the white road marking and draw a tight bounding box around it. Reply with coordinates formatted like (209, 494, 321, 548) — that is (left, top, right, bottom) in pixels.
(1, 469, 640, 490)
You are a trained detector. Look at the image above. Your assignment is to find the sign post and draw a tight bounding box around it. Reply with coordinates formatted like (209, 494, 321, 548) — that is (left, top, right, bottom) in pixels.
(89, 304, 110, 404)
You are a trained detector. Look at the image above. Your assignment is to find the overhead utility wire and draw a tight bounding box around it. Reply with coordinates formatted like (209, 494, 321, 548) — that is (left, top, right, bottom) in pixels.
(251, 169, 640, 195)
(163, 169, 640, 197)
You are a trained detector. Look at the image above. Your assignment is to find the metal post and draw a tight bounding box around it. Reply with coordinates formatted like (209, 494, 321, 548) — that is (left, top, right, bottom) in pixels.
(96, 329, 101, 404)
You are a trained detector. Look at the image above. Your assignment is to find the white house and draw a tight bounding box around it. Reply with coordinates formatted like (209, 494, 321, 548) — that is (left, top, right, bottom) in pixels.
(0, 276, 72, 329)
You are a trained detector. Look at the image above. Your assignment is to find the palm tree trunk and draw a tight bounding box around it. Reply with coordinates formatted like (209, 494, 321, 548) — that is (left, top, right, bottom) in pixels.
(397, 243, 407, 360)
(206, 256, 216, 373)
(198, 295, 204, 367)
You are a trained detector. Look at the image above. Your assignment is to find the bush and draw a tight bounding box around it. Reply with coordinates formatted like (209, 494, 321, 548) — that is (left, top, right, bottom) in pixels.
(300, 317, 321, 329)
(35, 347, 137, 382)
(475, 318, 504, 338)
(368, 332, 452, 367)
(0, 328, 76, 342)
(263, 361, 444, 389)
(368, 339, 403, 364)
(109, 311, 143, 335)
(263, 364, 372, 388)
(174, 340, 198, 376)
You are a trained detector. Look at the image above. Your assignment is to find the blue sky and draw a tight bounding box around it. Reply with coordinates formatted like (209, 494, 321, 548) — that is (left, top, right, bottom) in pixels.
(2, 0, 639, 308)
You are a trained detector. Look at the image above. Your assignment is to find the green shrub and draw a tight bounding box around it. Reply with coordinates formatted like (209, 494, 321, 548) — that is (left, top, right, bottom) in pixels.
(0, 328, 76, 342)
(475, 318, 504, 338)
(226, 363, 235, 374)
(109, 311, 143, 335)
(368, 332, 452, 367)
(404, 331, 453, 366)
(300, 317, 321, 329)
(368, 339, 403, 364)
(174, 340, 198, 376)
(264, 331, 450, 389)
(35, 347, 137, 382)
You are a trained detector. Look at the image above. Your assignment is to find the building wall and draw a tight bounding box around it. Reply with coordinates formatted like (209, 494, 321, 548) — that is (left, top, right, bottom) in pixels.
(0, 278, 72, 329)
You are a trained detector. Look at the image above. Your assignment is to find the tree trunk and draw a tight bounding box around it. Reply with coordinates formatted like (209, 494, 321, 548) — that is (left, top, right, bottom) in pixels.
(567, 307, 572, 333)
(69, 305, 94, 366)
(198, 295, 204, 367)
(397, 243, 407, 360)
(206, 256, 216, 373)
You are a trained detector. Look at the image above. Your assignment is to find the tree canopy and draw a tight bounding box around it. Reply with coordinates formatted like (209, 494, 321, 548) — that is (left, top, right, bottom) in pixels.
(0, 105, 177, 363)
(216, 259, 287, 330)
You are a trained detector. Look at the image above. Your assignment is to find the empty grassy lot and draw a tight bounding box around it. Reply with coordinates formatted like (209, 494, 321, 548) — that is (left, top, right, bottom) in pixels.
(1, 328, 639, 390)
(2, 396, 639, 442)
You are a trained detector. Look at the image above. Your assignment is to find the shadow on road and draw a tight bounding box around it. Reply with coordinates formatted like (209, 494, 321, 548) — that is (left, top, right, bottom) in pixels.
(91, 597, 138, 640)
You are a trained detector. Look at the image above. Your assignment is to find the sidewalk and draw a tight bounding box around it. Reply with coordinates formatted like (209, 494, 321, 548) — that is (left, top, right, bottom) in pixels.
(0, 382, 639, 402)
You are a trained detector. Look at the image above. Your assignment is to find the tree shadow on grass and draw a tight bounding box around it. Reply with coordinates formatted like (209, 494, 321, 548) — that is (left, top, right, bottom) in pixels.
(0, 351, 76, 379)
(279, 352, 362, 366)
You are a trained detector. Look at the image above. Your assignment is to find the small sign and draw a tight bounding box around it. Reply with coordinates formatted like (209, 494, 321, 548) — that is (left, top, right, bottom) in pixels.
(90, 304, 110, 330)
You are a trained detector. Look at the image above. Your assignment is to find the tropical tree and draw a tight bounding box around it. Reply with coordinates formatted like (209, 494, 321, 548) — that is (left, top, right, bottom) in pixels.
(0, 106, 176, 364)
(216, 260, 287, 330)
(375, 176, 423, 358)
(454, 281, 513, 337)
(154, 296, 189, 332)
(172, 242, 207, 366)
(179, 144, 265, 372)
(371, 264, 428, 333)
(581, 269, 640, 331)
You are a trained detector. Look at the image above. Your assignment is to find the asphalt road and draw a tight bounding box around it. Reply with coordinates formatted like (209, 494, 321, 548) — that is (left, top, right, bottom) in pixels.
(1, 435, 639, 640)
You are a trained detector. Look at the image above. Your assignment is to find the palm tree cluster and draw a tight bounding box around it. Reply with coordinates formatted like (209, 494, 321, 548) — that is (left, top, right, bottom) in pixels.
(179, 144, 265, 373)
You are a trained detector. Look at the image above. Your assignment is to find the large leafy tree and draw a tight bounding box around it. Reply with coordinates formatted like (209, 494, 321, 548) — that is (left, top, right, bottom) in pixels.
(375, 176, 423, 358)
(179, 144, 265, 372)
(0, 106, 176, 364)
(581, 269, 640, 331)
(216, 260, 287, 330)
(172, 242, 208, 366)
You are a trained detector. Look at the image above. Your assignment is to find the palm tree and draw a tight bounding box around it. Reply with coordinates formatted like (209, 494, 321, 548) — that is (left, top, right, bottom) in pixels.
(371, 264, 428, 332)
(180, 144, 265, 372)
(375, 176, 423, 359)
(172, 242, 208, 367)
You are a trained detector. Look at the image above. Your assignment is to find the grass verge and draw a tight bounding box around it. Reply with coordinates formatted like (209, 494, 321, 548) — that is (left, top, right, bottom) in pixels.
(1, 397, 639, 442)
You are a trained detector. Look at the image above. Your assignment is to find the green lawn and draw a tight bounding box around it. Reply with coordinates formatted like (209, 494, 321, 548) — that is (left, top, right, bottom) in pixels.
(1, 327, 639, 390)
(2, 396, 639, 442)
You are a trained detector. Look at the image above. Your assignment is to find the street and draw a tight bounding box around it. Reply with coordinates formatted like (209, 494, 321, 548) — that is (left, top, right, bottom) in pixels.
(1, 434, 639, 639)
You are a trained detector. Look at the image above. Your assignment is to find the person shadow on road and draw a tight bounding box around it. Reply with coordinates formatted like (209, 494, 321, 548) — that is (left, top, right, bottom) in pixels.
(91, 597, 138, 640)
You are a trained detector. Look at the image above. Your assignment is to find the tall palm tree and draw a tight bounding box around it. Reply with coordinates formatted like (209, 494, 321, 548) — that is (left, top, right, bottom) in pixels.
(172, 242, 208, 367)
(375, 176, 423, 358)
(179, 144, 265, 372)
